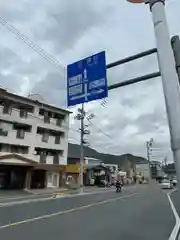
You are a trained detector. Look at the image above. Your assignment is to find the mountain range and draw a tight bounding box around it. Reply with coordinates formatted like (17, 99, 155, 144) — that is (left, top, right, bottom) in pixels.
(68, 143, 147, 167)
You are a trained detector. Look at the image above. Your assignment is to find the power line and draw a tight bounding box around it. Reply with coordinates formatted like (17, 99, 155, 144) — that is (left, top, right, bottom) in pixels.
(0, 15, 65, 74)
(0, 15, 113, 113)
(87, 119, 113, 139)
(0, 15, 111, 109)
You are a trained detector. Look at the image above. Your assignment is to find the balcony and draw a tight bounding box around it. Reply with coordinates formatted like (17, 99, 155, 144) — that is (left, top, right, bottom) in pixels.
(32, 155, 63, 165)
(37, 115, 68, 132)
(0, 130, 32, 146)
(0, 105, 35, 125)
(0, 106, 68, 133)
(34, 135, 65, 150)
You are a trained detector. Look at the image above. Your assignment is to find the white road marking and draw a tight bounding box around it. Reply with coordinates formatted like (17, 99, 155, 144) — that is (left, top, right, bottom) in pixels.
(0, 193, 51, 201)
(55, 185, 137, 198)
(0, 195, 33, 201)
(0, 196, 53, 208)
(0, 192, 139, 229)
(167, 189, 180, 240)
(0, 186, 137, 208)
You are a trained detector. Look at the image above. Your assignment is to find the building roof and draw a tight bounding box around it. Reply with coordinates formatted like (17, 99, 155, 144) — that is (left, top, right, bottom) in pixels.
(85, 164, 110, 171)
(135, 159, 148, 165)
(0, 153, 65, 170)
(0, 153, 37, 166)
(0, 87, 72, 114)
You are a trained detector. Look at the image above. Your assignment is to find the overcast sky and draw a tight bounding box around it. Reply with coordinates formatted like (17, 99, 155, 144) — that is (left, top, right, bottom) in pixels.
(0, 0, 179, 161)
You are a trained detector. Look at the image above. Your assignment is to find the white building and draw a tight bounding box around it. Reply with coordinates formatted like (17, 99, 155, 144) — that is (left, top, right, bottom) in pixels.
(0, 88, 71, 190)
(136, 163, 150, 180)
(103, 164, 118, 178)
(84, 157, 102, 166)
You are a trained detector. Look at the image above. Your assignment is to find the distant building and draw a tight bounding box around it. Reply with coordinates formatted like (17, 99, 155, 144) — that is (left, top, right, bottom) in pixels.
(103, 164, 118, 179)
(135, 162, 150, 179)
(67, 156, 102, 166)
(84, 157, 102, 166)
(163, 163, 176, 177)
(0, 88, 70, 190)
(150, 161, 163, 179)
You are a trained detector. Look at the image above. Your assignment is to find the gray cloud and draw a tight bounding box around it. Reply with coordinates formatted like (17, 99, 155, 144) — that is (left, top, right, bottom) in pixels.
(32, 71, 67, 107)
(0, 0, 179, 160)
(35, 1, 105, 52)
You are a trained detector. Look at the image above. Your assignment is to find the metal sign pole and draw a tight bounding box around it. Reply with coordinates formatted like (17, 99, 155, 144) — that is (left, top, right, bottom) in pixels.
(171, 35, 180, 83)
(80, 103, 84, 193)
(148, 0, 180, 186)
(146, 141, 151, 181)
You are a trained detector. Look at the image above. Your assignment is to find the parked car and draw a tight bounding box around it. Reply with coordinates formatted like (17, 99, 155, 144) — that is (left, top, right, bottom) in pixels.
(172, 178, 178, 186)
(159, 179, 173, 189)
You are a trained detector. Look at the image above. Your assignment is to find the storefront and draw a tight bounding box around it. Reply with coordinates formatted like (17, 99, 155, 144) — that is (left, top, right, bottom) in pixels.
(0, 153, 66, 190)
(85, 165, 111, 186)
(66, 164, 85, 185)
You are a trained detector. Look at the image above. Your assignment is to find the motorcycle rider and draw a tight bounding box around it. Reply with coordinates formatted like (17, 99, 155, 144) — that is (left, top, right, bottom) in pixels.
(116, 180, 122, 192)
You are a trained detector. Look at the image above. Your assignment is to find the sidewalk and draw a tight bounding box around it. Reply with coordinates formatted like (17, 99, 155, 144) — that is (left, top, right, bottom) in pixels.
(0, 186, 99, 200)
(25, 185, 106, 196)
(0, 190, 31, 199)
(25, 187, 69, 196)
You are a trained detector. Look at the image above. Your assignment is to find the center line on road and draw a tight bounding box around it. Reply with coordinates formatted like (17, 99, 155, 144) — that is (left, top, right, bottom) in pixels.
(0, 192, 139, 230)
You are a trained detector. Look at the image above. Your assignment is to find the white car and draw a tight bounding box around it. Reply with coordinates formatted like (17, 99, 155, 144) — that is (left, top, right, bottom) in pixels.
(159, 179, 173, 189)
(172, 179, 178, 186)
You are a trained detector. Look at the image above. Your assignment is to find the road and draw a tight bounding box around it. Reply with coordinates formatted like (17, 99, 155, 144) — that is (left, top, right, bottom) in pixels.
(0, 187, 117, 205)
(0, 185, 176, 240)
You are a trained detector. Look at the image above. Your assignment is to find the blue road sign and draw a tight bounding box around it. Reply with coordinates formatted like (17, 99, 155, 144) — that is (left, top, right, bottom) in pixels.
(67, 51, 107, 107)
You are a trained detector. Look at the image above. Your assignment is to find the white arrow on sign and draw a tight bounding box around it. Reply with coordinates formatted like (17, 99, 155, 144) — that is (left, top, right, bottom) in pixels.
(70, 89, 104, 101)
(83, 68, 88, 101)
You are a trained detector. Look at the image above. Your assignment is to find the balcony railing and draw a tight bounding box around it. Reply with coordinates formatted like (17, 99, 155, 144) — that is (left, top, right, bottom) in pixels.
(35, 135, 64, 150)
(0, 105, 68, 133)
(0, 130, 31, 146)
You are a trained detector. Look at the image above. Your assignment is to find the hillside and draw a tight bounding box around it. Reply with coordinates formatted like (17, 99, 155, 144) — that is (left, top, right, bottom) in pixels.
(68, 143, 147, 167)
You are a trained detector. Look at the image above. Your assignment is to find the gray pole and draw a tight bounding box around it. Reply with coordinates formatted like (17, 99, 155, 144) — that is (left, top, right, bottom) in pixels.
(147, 0, 180, 186)
(171, 35, 180, 83)
(80, 103, 84, 193)
(146, 141, 151, 180)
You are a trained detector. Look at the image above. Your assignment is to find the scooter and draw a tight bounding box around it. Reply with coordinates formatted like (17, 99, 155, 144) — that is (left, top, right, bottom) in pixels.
(116, 186, 122, 193)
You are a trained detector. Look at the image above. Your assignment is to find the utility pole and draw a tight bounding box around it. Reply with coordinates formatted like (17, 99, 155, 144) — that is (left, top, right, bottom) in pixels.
(80, 103, 85, 193)
(75, 104, 90, 193)
(146, 138, 153, 181)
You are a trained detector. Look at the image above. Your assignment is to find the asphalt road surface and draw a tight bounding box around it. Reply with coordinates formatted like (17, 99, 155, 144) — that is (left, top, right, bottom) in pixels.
(0, 184, 175, 240)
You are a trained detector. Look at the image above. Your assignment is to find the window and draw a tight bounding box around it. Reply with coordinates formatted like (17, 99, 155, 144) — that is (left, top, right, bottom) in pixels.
(20, 109, 28, 118)
(16, 129, 25, 139)
(44, 116, 50, 123)
(3, 104, 11, 114)
(10, 145, 28, 154)
(53, 154, 59, 164)
(55, 135, 60, 144)
(47, 173, 52, 183)
(42, 132, 49, 142)
(53, 174, 58, 187)
(21, 147, 29, 154)
(44, 112, 50, 123)
(0, 129, 8, 136)
(56, 119, 62, 126)
(40, 151, 47, 163)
